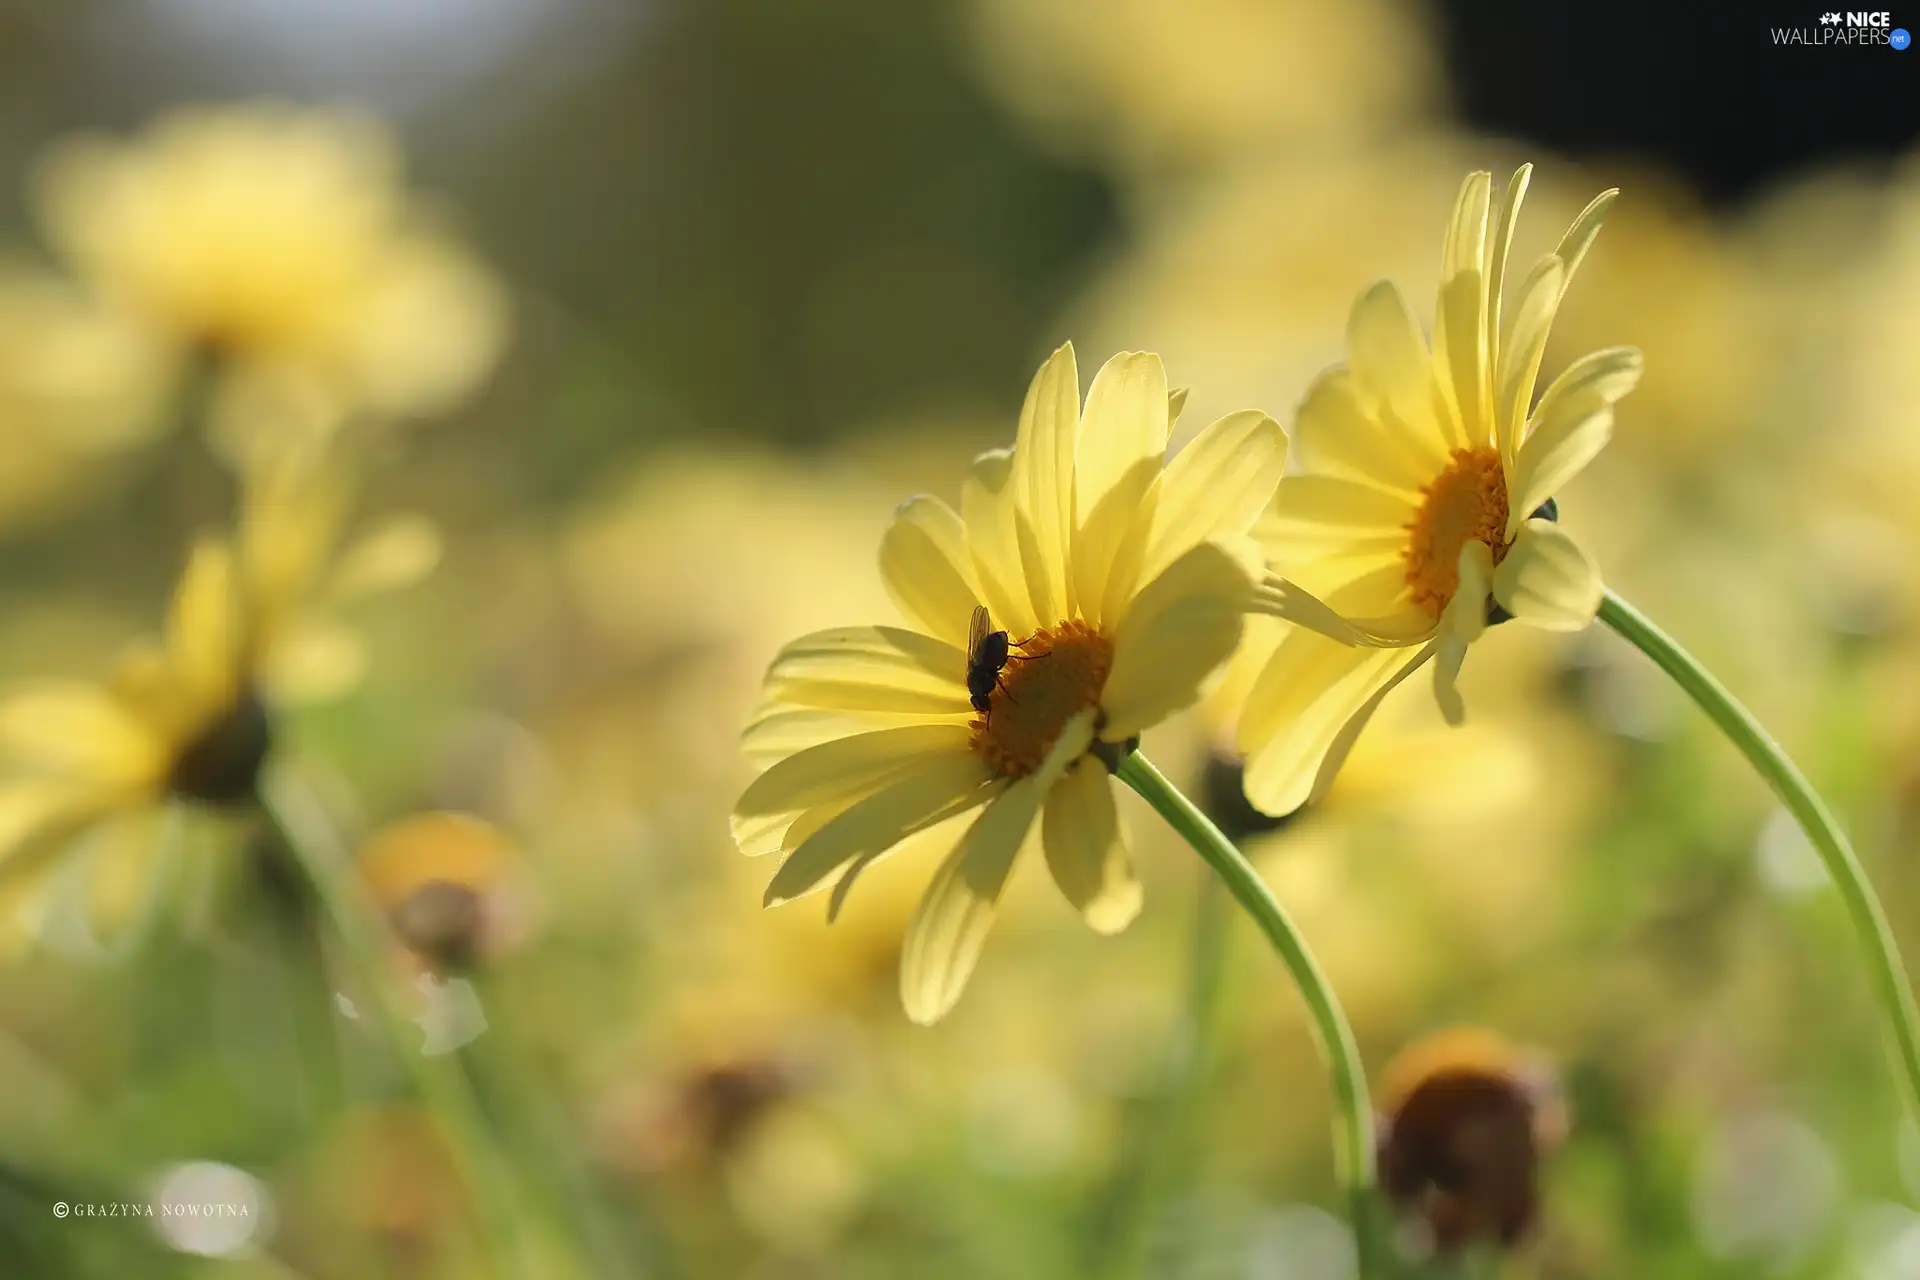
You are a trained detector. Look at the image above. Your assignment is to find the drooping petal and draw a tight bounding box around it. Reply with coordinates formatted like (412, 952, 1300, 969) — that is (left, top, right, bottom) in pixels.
(1252, 576, 1434, 649)
(1100, 540, 1258, 742)
(1288, 367, 1437, 496)
(1494, 256, 1565, 470)
(1491, 520, 1602, 631)
(0, 683, 166, 787)
(898, 709, 1092, 1024)
(1041, 757, 1139, 935)
(763, 626, 972, 716)
(1432, 541, 1492, 726)
(1238, 632, 1428, 816)
(1142, 410, 1286, 584)
(1074, 352, 1169, 536)
(879, 495, 979, 649)
(1010, 343, 1079, 623)
(961, 448, 1039, 641)
(1304, 642, 1436, 807)
(762, 751, 996, 907)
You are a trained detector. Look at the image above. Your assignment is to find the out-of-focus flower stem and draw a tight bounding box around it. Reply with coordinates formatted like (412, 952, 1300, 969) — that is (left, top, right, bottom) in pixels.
(1599, 589, 1920, 1116)
(1093, 868, 1232, 1277)
(257, 764, 539, 1279)
(1115, 752, 1382, 1278)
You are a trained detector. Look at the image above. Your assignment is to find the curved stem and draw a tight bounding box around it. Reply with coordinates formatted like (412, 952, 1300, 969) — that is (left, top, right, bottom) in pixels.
(1599, 589, 1920, 1115)
(257, 765, 537, 1279)
(1115, 751, 1381, 1277)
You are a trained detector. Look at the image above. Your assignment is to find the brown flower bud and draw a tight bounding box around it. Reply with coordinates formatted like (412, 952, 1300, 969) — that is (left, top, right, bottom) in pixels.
(1376, 1028, 1565, 1258)
(357, 811, 519, 971)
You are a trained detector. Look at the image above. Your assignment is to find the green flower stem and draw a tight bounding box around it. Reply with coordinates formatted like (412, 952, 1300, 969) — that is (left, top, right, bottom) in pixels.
(257, 765, 538, 1279)
(1599, 589, 1920, 1115)
(1095, 869, 1233, 1278)
(1115, 752, 1382, 1278)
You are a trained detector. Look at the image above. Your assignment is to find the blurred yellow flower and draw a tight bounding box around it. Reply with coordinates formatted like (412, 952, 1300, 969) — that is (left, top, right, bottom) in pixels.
(733, 344, 1279, 1023)
(0, 263, 174, 529)
(0, 446, 436, 950)
(34, 103, 506, 458)
(1241, 166, 1642, 814)
(358, 810, 524, 972)
(967, 0, 1438, 174)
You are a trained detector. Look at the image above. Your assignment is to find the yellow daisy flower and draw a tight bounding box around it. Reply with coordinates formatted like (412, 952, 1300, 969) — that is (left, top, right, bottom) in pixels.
(732, 344, 1283, 1023)
(1239, 165, 1643, 815)
(34, 103, 506, 456)
(0, 446, 436, 949)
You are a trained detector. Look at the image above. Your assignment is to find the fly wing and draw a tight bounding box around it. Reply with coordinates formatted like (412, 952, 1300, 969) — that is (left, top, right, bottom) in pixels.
(966, 604, 991, 660)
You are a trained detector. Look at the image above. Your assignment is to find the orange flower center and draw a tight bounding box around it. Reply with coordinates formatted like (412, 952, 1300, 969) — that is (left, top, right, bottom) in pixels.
(970, 620, 1112, 778)
(1404, 447, 1510, 617)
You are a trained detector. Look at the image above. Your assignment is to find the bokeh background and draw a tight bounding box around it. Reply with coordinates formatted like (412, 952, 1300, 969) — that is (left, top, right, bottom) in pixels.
(0, 1, 1918, 1277)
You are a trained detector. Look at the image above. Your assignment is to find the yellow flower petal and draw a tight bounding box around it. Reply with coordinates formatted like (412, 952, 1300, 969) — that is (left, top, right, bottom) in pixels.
(1075, 351, 1169, 535)
(898, 709, 1091, 1025)
(0, 683, 166, 787)
(879, 495, 979, 649)
(735, 788, 865, 860)
(327, 514, 441, 602)
(1349, 280, 1451, 456)
(1010, 343, 1079, 623)
(1432, 540, 1492, 726)
(1073, 460, 1160, 634)
(763, 751, 995, 908)
(961, 447, 1039, 641)
(1484, 166, 1532, 356)
(261, 620, 366, 705)
(79, 807, 174, 947)
(0, 780, 113, 870)
(1041, 757, 1139, 935)
(1304, 642, 1436, 807)
(1493, 255, 1565, 468)
(764, 626, 972, 716)
(1491, 519, 1602, 632)
(1101, 540, 1256, 742)
(1554, 188, 1618, 291)
(1506, 347, 1641, 530)
(1254, 575, 1431, 648)
(1143, 410, 1286, 585)
(742, 705, 967, 771)
(733, 723, 974, 844)
(1432, 171, 1491, 451)
(1258, 474, 1420, 570)
(166, 539, 243, 717)
(1239, 632, 1426, 816)
(1166, 386, 1189, 429)
(1289, 367, 1435, 496)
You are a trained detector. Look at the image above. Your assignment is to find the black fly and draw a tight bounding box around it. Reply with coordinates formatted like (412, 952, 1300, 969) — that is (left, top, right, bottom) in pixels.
(964, 605, 1043, 722)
